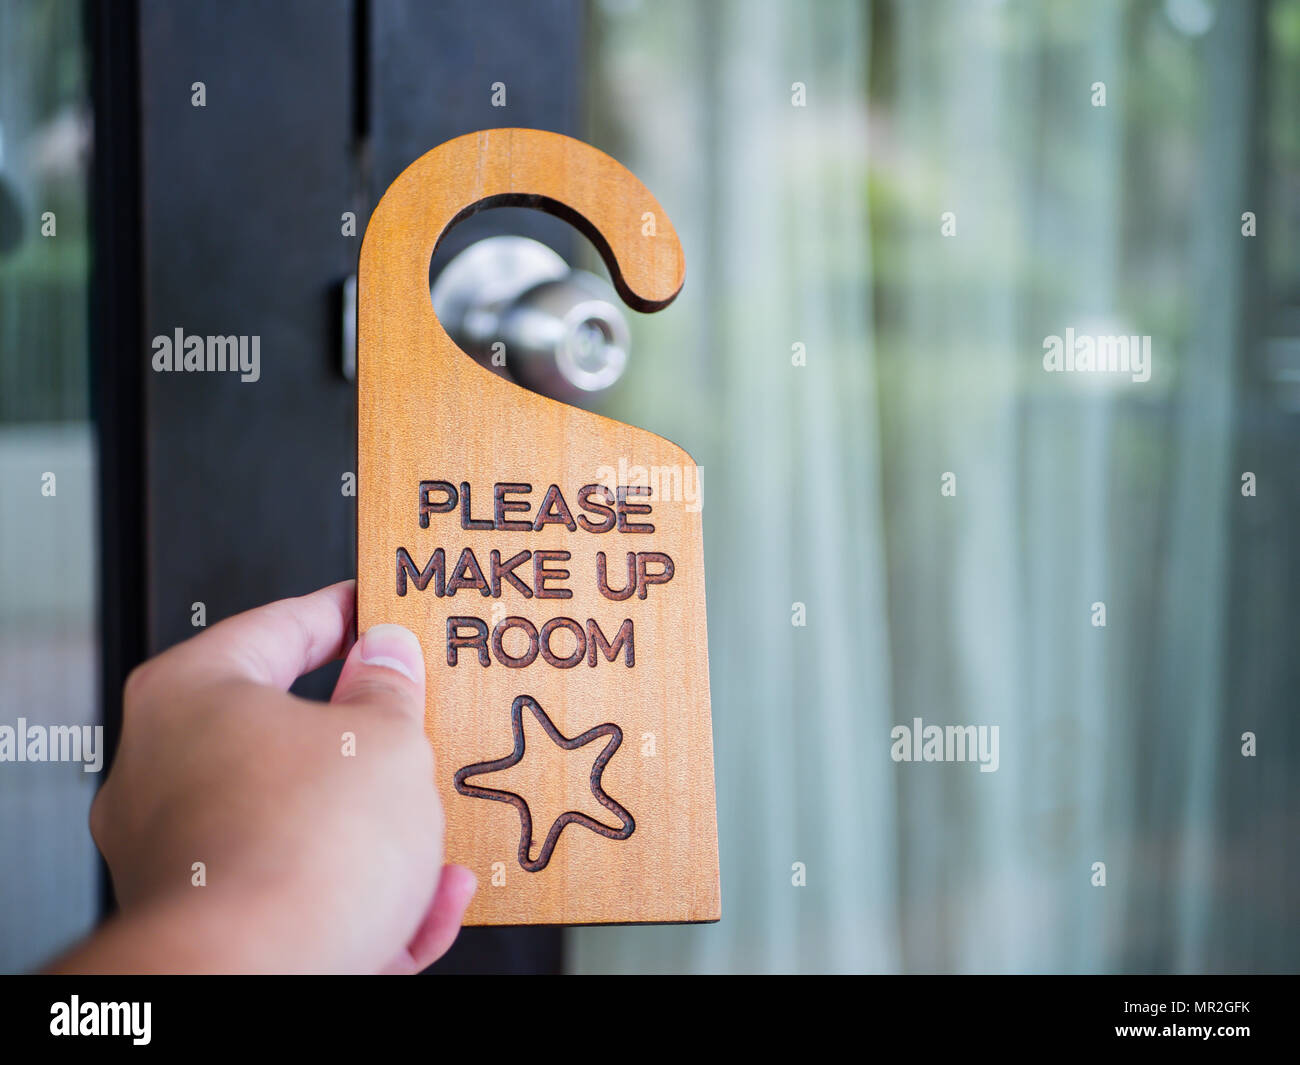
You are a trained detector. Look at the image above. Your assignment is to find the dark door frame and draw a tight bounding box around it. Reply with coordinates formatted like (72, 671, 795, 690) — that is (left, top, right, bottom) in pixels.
(89, 0, 587, 975)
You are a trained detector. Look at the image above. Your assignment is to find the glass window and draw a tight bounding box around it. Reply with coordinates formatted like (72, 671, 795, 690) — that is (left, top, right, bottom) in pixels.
(0, 0, 98, 972)
(575, 0, 1297, 973)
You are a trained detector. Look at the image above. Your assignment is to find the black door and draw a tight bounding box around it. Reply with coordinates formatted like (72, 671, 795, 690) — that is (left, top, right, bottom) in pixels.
(96, 0, 591, 974)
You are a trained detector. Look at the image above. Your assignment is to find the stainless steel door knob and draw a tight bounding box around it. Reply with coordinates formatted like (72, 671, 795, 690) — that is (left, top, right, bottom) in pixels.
(430, 235, 631, 404)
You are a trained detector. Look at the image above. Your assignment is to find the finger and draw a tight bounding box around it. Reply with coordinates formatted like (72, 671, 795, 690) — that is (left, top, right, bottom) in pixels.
(141, 581, 357, 693)
(404, 864, 477, 972)
(379, 865, 477, 974)
(329, 623, 426, 722)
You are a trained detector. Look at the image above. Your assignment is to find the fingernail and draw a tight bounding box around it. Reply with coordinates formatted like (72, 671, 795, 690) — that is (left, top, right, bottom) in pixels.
(359, 624, 423, 684)
(456, 866, 478, 904)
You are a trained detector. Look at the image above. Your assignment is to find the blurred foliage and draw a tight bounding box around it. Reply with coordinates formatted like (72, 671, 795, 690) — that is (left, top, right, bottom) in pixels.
(1267, 0, 1300, 298)
(0, 0, 90, 423)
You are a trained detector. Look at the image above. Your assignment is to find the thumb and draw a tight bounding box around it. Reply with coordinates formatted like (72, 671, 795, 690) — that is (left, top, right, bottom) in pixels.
(331, 623, 426, 720)
(378, 864, 477, 974)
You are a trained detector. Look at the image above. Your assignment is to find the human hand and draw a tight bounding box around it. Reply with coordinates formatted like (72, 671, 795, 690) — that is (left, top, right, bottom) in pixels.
(53, 580, 474, 974)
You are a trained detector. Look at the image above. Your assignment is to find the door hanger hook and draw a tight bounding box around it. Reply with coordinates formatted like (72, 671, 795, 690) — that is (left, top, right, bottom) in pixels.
(358, 127, 684, 385)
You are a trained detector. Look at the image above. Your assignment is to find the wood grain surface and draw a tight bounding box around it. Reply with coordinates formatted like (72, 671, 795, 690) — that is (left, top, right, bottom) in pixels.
(357, 129, 719, 925)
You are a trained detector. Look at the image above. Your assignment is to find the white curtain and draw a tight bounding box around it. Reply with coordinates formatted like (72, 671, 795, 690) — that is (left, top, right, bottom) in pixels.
(578, 0, 897, 973)
(574, 0, 1267, 973)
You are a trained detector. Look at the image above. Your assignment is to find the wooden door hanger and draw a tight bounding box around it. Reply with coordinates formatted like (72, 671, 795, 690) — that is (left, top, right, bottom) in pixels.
(357, 128, 719, 925)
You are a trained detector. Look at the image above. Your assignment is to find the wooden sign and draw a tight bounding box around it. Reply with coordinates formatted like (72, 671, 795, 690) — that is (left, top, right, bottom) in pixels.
(357, 128, 720, 925)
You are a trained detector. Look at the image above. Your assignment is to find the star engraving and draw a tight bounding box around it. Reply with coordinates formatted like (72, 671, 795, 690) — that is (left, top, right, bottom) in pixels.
(452, 695, 635, 872)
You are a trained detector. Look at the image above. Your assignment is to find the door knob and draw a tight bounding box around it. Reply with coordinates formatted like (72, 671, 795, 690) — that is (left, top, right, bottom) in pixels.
(430, 235, 631, 404)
